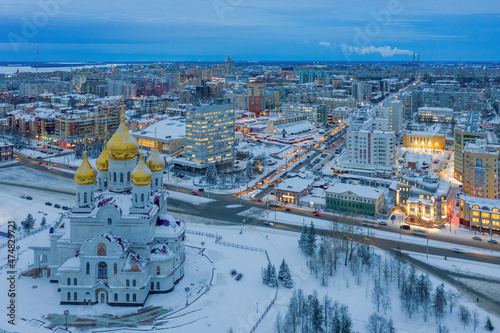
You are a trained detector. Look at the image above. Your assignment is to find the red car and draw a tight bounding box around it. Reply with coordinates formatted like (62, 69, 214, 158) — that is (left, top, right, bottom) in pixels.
(192, 191, 200, 196)
(314, 212, 322, 217)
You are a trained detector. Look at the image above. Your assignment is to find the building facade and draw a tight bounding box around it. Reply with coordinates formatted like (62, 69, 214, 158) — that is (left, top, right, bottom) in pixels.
(325, 184, 384, 217)
(459, 196, 500, 233)
(402, 131, 446, 150)
(462, 139, 499, 199)
(453, 126, 487, 181)
(185, 104, 235, 167)
(29, 115, 185, 306)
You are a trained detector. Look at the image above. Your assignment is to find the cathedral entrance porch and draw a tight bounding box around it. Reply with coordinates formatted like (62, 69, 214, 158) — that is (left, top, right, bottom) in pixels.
(96, 289, 108, 304)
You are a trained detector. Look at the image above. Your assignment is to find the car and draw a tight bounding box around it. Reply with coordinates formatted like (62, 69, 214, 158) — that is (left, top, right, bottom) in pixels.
(314, 212, 322, 217)
(20, 195, 26, 199)
(400, 225, 410, 230)
(62, 206, 70, 210)
(380, 221, 387, 226)
(54, 204, 61, 208)
(390, 215, 396, 220)
(286, 208, 292, 212)
(487, 239, 498, 244)
(26, 196, 33, 200)
(263, 221, 274, 226)
(198, 188, 204, 192)
(192, 191, 200, 196)
(69, 166, 74, 168)
(456, 202, 459, 207)
(36, 157, 42, 159)
(472, 236, 482, 241)
(54, 164, 58, 167)
(45, 202, 52, 206)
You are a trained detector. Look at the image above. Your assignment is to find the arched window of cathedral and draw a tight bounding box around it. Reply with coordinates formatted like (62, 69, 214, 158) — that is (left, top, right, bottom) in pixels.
(141, 193, 145, 202)
(83, 192, 87, 203)
(156, 178, 158, 186)
(113, 172, 117, 183)
(156, 282, 160, 290)
(77, 193, 81, 202)
(74, 278, 77, 286)
(126, 279, 130, 287)
(126, 294, 130, 302)
(114, 263, 117, 275)
(86, 262, 90, 274)
(151, 282, 154, 290)
(67, 292, 71, 301)
(74, 292, 78, 301)
(97, 262, 107, 279)
(133, 294, 137, 302)
(99, 178, 101, 185)
(134, 193, 137, 203)
(108, 218, 112, 225)
(157, 266, 160, 275)
(127, 171, 131, 183)
(132, 279, 136, 287)
(67, 278, 71, 285)
(97, 243, 106, 256)
(114, 293, 118, 302)
(120, 172, 124, 183)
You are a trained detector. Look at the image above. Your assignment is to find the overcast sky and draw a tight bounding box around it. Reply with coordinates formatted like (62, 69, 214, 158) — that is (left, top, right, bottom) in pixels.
(1, 0, 499, 62)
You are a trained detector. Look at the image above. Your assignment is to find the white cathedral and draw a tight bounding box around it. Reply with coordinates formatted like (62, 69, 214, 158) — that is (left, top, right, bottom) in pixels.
(30, 114, 186, 306)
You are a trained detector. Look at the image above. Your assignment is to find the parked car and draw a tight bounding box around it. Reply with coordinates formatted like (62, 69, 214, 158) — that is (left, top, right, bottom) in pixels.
(62, 206, 70, 210)
(198, 188, 204, 192)
(192, 191, 200, 196)
(45, 202, 52, 206)
(487, 239, 498, 244)
(472, 236, 482, 241)
(26, 196, 33, 200)
(314, 212, 322, 217)
(400, 225, 411, 230)
(54, 204, 61, 208)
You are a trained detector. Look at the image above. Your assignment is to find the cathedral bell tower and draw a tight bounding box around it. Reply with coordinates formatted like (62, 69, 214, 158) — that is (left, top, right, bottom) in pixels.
(74, 151, 96, 207)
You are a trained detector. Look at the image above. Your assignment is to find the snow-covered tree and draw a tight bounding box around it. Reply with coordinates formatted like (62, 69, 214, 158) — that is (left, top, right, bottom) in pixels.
(263, 263, 277, 287)
(21, 213, 35, 233)
(205, 163, 218, 184)
(458, 305, 470, 329)
(40, 216, 47, 228)
(433, 283, 447, 322)
(372, 277, 383, 313)
(304, 222, 317, 256)
(472, 310, 479, 332)
(298, 223, 309, 253)
(485, 316, 495, 332)
(278, 259, 293, 288)
(245, 162, 254, 181)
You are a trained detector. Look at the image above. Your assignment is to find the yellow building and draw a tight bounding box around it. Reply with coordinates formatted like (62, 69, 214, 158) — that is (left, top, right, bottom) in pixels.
(403, 131, 446, 150)
(462, 139, 500, 199)
(453, 126, 486, 181)
(459, 196, 500, 233)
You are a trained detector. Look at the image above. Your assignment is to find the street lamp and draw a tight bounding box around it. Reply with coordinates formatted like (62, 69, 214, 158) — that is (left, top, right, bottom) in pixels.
(64, 310, 69, 330)
(185, 287, 190, 306)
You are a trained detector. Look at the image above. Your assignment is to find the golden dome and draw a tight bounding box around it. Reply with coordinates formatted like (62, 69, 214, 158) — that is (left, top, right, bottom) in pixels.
(146, 143, 165, 172)
(131, 154, 152, 187)
(74, 151, 96, 185)
(96, 142, 109, 171)
(107, 114, 138, 161)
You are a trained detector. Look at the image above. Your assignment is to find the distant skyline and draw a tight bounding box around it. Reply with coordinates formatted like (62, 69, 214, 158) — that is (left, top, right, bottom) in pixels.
(1, 0, 499, 62)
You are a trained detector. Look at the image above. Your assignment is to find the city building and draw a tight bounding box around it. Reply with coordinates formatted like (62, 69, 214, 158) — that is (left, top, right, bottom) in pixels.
(417, 106, 453, 123)
(132, 118, 186, 155)
(454, 124, 487, 181)
(275, 177, 313, 205)
(378, 99, 403, 134)
(325, 183, 384, 217)
(402, 131, 446, 150)
(0, 142, 13, 163)
(462, 139, 500, 199)
(298, 69, 329, 85)
(345, 127, 395, 166)
(248, 82, 266, 115)
(352, 82, 372, 102)
(184, 104, 235, 169)
(459, 195, 500, 233)
(224, 56, 234, 76)
(29, 115, 186, 306)
(396, 171, 451, 227)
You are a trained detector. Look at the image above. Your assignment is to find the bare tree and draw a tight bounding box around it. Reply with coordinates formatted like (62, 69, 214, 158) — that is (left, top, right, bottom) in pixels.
(458, 305, 470, 330)
(472, 310, 479, 332)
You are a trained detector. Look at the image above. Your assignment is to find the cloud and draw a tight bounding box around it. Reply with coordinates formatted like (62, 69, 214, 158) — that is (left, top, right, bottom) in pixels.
(319, 41, 336, 50)
(340, 44, 414, 57)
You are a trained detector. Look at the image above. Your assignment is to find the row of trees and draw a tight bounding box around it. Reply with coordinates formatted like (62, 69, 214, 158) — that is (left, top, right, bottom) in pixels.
(274, 290, 352, 333)
(262, 259, 294, 289)
(20, 213, 46, 233)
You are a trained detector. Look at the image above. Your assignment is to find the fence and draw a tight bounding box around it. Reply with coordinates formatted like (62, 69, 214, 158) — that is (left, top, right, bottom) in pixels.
(215, 239, 266, 253)
(185, 229, 218, 239)
(0, 225, 49, 249)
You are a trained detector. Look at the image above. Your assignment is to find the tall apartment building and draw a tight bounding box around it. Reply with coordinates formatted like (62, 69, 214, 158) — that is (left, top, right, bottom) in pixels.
(298, 70, 329, 85)
(282, 104, 325, 127)
(412, 88, 485, 113)
(248, 82, 265, 115)
(224, 56, 234, 76)
(185, 104, 235, 167)
(352, 82, 371, 102)
(377, 99, 403, 134)
(462, 139, 500, 199)
(454, 125, 487, 181)
(346, 116, 395, 166)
